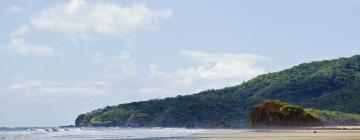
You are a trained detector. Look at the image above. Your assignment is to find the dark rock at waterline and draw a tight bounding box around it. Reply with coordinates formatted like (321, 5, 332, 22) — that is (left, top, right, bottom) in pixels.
(212, 121, 231, 128)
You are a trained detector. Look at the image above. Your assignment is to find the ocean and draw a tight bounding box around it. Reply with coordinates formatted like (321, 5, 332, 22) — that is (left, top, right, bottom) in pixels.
(0, 127, 211, 140)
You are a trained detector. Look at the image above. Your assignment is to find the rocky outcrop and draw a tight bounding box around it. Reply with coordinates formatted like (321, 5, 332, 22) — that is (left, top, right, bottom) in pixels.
(250, 100, 322, 127)
(212, 121, 231, 128)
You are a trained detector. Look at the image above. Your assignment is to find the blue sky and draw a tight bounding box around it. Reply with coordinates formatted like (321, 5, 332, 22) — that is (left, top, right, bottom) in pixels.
(0, 0, 359, 127)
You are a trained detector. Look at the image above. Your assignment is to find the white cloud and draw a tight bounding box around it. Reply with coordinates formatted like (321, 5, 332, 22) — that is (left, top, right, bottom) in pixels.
(179, 50, 266, 79)
(180, 50, 266, 63)
(139, 51, 267, 96)
(113, 51, 138, 77)
(99, 50, 138, 80)
(11, 24, 31, 37)
(30, 0, 172, 40)
(9, 80, 43, 92)
(93, 52, 103, 63)
(7, 0, 172, 56)
(10, 5, 23, 13)
(8, 80, 107, 96)
(9, 38, 55, 56)
(8, 25, 55, 56)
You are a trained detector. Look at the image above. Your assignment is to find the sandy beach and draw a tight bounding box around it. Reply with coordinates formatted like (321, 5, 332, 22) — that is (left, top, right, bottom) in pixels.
(196, 129, 360, 140)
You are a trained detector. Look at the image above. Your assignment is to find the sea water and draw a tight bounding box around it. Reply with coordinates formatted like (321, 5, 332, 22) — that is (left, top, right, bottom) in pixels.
(0, 127, 210, 140)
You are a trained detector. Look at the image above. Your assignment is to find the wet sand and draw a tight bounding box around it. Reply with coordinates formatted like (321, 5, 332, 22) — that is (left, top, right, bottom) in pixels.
(196, 129, 360, 140)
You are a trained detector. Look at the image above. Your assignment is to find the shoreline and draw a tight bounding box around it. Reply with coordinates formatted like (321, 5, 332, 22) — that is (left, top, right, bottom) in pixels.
(195, 129, 360, 140)
(1, 127, 360, 139)
(4, 125, 360, 130)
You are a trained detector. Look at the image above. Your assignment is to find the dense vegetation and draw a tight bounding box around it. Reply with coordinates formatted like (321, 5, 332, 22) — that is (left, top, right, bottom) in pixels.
(250, 100, 321, 127)
(306, 109, 360, 125)
(76, 55, 360, 127)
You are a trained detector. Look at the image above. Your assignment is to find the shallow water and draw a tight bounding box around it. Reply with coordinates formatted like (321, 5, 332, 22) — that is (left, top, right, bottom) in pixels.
(0, 127, 213, 140)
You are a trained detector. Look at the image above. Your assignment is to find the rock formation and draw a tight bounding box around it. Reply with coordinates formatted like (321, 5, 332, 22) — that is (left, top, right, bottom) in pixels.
(250, 100, 322, 127)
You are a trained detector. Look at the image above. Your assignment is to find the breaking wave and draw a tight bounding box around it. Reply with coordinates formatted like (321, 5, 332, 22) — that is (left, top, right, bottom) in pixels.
(0, 127, 209, 140)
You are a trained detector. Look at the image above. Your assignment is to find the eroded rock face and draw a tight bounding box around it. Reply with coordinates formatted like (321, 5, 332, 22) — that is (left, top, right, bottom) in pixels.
(250, 100, 322, 127)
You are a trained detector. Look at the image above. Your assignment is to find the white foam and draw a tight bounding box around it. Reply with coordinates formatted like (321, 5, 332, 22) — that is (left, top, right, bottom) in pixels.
(0, 127, 208, 140)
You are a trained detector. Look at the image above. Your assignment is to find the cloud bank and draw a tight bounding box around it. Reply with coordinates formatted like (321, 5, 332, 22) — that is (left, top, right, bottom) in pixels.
(6, 50, 266, 100)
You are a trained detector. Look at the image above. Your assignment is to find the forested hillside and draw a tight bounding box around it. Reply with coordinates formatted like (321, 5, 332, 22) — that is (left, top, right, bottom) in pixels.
(76, 55, 360, 127)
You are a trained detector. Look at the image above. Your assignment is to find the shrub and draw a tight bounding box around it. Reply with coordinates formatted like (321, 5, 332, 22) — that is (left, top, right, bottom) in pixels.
(280, 105, 304, 117)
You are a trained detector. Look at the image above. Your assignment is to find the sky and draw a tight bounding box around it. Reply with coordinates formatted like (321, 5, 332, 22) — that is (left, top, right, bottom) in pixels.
(0, 0, 360, 127)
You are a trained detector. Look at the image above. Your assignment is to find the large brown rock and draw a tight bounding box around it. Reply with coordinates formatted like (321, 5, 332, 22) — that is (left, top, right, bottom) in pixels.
(250, 100, 322, 127)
